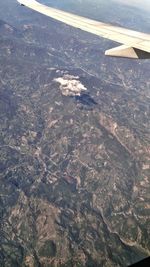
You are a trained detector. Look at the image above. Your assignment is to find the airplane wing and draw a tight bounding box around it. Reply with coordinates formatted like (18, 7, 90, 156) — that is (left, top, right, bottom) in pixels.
(17, 0, 150, 58)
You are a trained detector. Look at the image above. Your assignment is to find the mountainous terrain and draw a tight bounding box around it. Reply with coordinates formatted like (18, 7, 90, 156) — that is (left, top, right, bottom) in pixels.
(0, 1, 150, 266)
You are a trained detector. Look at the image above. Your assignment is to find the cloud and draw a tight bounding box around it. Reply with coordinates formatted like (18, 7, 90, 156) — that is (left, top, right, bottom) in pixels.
(54, 74, 87, 96)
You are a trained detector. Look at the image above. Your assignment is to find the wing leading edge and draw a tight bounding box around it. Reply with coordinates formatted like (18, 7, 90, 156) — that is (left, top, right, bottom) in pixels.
(17, 0, 150, 59)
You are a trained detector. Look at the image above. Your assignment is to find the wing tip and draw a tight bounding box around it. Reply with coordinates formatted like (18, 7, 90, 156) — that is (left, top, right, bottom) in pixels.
(105, 45, 150, 59)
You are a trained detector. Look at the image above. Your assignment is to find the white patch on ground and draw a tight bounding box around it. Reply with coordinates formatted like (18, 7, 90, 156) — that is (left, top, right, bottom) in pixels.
(54, 74, 87, 96)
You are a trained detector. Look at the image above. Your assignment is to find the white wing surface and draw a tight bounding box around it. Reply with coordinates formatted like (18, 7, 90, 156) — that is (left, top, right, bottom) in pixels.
(17, 0, 150, 58)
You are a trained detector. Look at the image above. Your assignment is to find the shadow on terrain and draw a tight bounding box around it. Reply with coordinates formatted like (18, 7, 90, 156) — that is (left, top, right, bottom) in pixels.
(75, 93, 97, 106)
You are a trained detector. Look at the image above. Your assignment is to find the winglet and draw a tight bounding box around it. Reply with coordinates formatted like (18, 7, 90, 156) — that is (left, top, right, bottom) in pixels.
(105, 45, 150, 59)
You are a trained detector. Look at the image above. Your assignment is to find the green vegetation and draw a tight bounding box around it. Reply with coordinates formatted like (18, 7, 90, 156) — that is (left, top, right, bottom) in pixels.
(39, 240, 57, 257)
